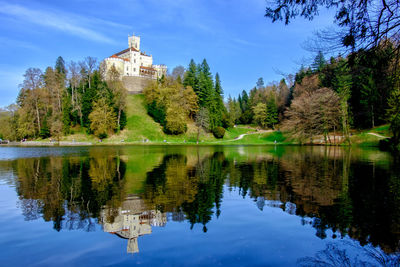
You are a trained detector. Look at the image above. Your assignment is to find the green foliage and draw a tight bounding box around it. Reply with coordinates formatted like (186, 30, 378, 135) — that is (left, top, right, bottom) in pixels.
(183, 59, 198, 93)
(147, 101, 166, 125)
(388, 88, 400, 146)
(62, 93, 71, 135)
(164, 104, 187, 135)
(55, 56, 66, 75)
(88, 97, 117, 138)
(39, 118, 51, 139)
(212, 126, 225, 139)
(253, 103, 267, 128)
(311, 51, 326, 72)
(266, 97, 278, 128)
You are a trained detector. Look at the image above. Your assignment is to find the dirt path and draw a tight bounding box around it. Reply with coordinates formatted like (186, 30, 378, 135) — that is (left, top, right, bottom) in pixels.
(226, 129, 273, 142)
(367, 132, 388, 139)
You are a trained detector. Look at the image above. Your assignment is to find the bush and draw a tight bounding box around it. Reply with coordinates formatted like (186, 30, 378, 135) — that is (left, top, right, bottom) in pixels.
(98, 132, 108, 139)
(212, 126, 225, 139)
(147, 101, 166, 125)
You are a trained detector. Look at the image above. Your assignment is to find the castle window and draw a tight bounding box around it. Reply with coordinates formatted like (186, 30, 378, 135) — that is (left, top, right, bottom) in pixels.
(134, 68, 136, 72)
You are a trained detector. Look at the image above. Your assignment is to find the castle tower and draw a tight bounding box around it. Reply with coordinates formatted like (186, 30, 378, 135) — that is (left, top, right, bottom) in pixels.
(128, 34, 140, 51)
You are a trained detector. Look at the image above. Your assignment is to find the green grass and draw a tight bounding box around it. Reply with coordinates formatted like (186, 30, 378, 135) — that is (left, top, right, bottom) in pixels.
(104, 94, 262, 144)
(31, 94, 394, 147)
(367, 124, 391, 137)
(349, 124, 391, 147)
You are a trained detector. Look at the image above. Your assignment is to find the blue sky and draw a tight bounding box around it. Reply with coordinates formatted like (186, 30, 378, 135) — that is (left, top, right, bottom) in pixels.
(0, 0, 335, 107)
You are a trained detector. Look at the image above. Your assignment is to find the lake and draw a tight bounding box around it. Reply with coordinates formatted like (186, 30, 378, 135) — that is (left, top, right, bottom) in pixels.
(0, 145, 399, 266)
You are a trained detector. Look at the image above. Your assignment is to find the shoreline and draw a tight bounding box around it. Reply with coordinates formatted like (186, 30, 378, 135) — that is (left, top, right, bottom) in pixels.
(0, 140, 382, 147)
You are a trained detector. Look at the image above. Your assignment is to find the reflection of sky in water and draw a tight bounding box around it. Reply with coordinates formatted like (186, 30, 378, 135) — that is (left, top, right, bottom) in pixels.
(0, 145, 399, 266)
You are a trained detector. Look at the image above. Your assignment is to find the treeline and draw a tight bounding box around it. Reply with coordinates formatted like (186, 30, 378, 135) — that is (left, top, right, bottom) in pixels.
(0, 56, 127, 140)
(229, 40, 400, 145)
(226, 78, 289, 129)
(143, 59, 227, 139)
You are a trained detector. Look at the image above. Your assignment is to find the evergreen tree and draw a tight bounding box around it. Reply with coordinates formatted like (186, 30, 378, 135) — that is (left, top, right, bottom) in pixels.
(266, 97, 278, 128)
(311, 51, 326, 72)
(55, 56, 66, 75)
(256, 77, 264, 89)
(183, 59, 198, 92)
(198, 59, 214, 107)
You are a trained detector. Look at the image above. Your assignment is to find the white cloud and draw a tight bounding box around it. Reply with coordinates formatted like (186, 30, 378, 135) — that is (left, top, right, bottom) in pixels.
(0, 2, 129, 44)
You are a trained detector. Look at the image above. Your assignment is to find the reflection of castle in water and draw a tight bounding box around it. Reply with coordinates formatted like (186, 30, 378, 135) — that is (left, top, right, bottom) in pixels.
(101, 195, 166, 254)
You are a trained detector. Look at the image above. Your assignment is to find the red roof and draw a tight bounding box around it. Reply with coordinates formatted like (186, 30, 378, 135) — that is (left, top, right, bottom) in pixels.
(109, 55, 130, 62)
(115, 47, 138, 56)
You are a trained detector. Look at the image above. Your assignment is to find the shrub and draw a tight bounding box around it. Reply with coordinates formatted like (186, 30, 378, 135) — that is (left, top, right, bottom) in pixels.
(98, 132, 108, 139)
(212, 126, 225, 139)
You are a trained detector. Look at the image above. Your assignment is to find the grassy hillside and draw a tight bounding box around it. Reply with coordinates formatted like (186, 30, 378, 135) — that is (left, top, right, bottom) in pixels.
(105, 94, 256, 144)
(40, 94, 391, 147)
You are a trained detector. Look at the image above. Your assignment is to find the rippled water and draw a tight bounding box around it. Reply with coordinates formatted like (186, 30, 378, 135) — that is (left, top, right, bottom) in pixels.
(0, 145, 399, 266)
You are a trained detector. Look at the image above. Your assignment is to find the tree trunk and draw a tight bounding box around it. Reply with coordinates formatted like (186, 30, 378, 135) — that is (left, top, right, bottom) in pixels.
(341, 101, 351, 144)
(371, 105, 375, 128)
(118, 108, 121, 130)
(35, 99, 41, 133)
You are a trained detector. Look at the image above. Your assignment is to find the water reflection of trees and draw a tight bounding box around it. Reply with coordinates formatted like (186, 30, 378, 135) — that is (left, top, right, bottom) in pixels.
(143, 152, 225, 232)
(297, 242, 400, 267)
(141, 147, 400, 253)
(9, 146, 400, 254)
(15, 150, 126, 231)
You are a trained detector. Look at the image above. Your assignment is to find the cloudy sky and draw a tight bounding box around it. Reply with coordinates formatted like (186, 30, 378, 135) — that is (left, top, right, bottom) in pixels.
(0, 0, 335, 107)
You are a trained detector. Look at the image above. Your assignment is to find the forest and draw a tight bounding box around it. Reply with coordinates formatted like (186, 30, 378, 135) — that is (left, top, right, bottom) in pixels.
(227, 40, 400, 146)
(0, 56, 127, 140)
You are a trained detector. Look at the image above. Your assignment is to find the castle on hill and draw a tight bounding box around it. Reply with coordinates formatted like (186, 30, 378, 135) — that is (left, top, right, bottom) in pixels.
(104, 34, 167, 80)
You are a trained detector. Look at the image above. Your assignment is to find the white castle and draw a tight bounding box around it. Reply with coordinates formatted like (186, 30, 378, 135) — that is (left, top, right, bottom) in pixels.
(104, 34, 167, 80)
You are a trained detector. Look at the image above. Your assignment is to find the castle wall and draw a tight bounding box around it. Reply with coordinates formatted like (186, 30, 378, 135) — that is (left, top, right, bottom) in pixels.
(122, 76, 152, 94)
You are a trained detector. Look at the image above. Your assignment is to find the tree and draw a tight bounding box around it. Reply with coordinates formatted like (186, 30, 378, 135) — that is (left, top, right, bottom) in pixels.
(183, 59, 198, 92)
(0, 105, 19, 140)
(88, 98, 117, 138)
(283, 87, 341, 142)
(266, 96, 278, 129)
(311, 51, 326, 72)
(387, 87, 400, 147)
(227, 96, 241, 126)
(55, 56, 66, 75)
(198, 59, 214, 107)
(50, 113, 63, 142)
(181, 86, 199, 119)
(106, 65, 126, 131)
(19, 68, 46, 136)
(171, 65, 185, 82)
(164, 103, 187, 135)
(256, 77, 264, 89)
(335, 61, 352, 144)
(80, 56, 97, 89)
(265, 0, 400, 50)
(195, 107, 210, 143)
(253, 102, 267, 128)
(277, 79, 290, 118)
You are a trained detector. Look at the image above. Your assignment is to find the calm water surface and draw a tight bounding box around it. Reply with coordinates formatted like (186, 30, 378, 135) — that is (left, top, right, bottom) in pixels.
(0, 145, 399, 266)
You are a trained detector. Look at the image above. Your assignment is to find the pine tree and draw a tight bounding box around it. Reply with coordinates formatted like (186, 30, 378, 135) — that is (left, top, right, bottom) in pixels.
(256, 77, 265, 89)
(266, 97, 278, 129)
(198, 59, 214, 107)
(311, 51, 326, 72)
(55, 56, 66, 75)
(183, 59, 198, 93)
